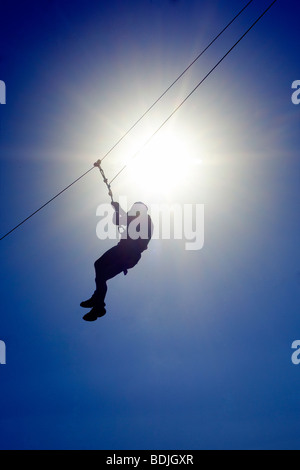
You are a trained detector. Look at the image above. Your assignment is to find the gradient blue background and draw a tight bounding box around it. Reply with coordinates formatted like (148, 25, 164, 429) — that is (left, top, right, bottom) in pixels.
(1, 0, 300, 450)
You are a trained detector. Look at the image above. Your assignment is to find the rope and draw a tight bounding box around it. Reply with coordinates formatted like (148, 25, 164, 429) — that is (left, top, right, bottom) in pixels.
(93, 159, 114, 202)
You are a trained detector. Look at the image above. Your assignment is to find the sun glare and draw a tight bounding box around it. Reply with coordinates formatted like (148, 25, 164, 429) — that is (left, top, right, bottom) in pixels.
(126, 132, 198, 197)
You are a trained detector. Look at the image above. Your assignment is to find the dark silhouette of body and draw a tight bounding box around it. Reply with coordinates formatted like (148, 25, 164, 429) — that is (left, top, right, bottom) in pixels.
(81, 201, 153, 321)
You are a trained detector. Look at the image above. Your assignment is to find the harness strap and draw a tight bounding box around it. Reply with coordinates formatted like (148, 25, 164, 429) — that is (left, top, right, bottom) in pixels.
(94, 159, 114, 203)
(94, 159, 124, 236)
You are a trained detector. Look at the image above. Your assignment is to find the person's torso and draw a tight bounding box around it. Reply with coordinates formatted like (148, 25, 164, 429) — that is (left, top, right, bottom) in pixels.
(118, 214, 153, 252)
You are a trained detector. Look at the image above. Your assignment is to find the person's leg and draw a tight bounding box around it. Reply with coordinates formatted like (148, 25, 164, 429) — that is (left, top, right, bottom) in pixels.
(82, 246, 125, 321)
(81, 246, 122, 306)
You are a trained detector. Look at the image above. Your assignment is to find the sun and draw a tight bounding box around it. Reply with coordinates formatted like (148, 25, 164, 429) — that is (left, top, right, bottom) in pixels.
(126, 131, 197, 197)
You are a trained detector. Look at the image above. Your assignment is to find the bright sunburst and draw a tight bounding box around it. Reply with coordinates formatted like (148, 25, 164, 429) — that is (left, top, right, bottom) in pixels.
(126, 131, 199, 197)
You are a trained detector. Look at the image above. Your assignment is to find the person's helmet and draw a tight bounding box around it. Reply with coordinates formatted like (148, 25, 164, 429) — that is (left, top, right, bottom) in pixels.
(133, 201, 148, 210)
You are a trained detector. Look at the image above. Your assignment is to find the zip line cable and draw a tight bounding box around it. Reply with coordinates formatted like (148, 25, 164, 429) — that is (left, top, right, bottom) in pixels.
(109, 0, 278, 185)
(0, 0, 277, 242)
(99, 0, 254, 164)
(0, 167, 95, 241)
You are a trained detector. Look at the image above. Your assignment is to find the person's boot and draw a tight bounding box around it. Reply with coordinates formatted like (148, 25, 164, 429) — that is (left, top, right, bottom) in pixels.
(80, 295, 96, 309)
(82, 306, 106, 322)
(80, 291, 103, 309)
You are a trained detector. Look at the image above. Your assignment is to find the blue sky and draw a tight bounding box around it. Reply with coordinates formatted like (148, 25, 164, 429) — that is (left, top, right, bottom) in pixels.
(1, 0, 300, 450)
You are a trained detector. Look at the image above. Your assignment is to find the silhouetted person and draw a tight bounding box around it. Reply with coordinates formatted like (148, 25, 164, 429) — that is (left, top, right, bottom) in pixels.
(81, 201, 153, 321)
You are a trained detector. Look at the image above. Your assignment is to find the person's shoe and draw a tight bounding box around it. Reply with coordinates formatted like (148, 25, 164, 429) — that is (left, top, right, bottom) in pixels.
(82, 306, 106, 322)
(80, 296, 96, 308)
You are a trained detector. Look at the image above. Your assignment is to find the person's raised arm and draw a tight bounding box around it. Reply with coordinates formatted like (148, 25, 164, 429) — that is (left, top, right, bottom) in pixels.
(111, 202, 127, 226)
